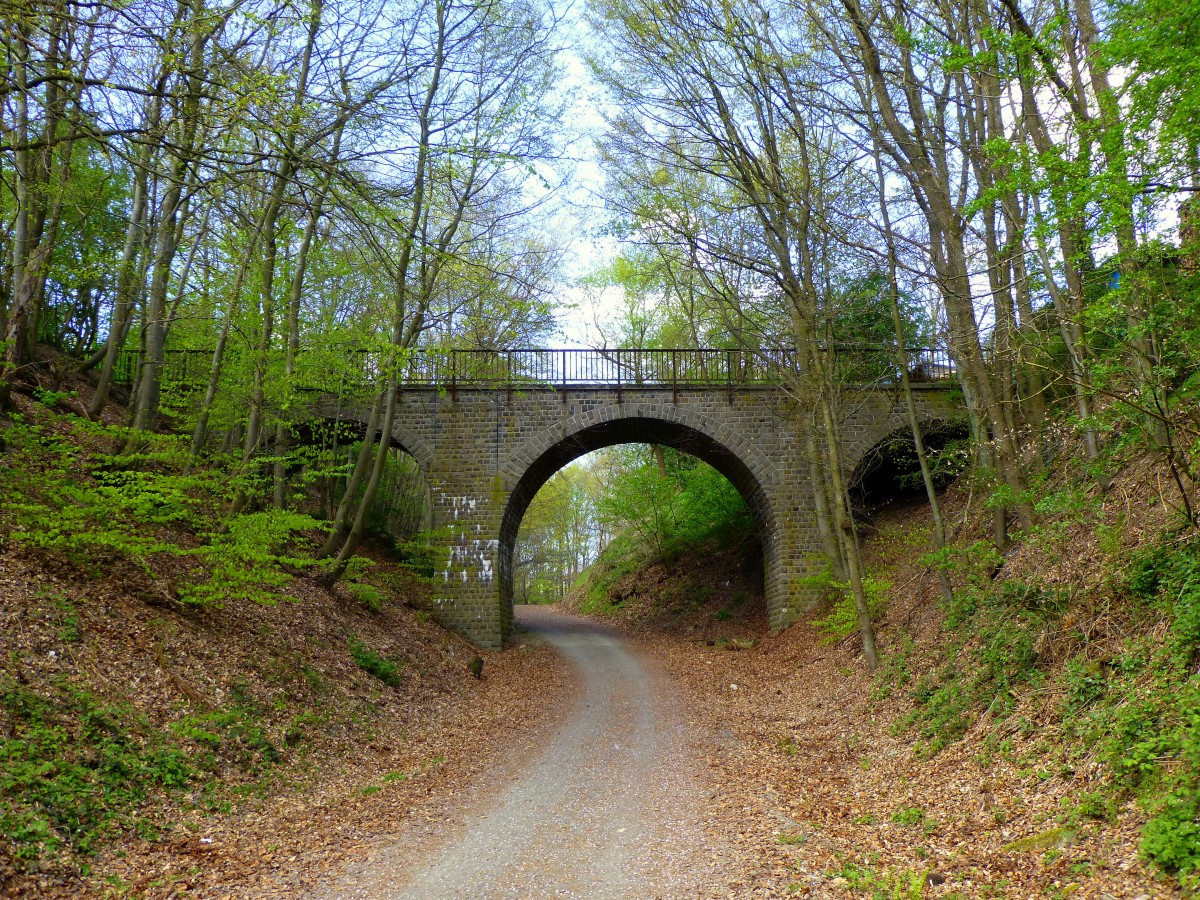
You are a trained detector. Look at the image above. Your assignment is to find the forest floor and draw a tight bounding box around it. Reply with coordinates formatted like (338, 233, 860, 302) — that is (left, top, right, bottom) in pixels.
(0, 535, 576, 898)
(0, 500, 1178, 898)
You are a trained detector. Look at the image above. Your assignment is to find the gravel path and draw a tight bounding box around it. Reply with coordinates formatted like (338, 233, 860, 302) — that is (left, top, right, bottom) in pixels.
(314, 605, 723, 899)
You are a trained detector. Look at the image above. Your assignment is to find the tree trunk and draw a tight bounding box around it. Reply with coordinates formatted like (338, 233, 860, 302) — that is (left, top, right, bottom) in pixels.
(317, 392, 384, 559)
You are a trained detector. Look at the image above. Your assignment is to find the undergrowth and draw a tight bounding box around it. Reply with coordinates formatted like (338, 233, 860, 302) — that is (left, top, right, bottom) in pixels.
(0, 405, 417, 877)
(577, 452, 756, 615)
(348, 636, 405, 687)
(877, 479, 1200, 888)
(812, 572, 892, 643)
(1068, 532, 1200, 889)
(0, 678, 188, 865)
(0, 414, 319, 606)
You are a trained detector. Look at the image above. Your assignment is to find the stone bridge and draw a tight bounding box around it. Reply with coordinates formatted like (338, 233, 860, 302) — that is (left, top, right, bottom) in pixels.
(316, 348, 960, 648)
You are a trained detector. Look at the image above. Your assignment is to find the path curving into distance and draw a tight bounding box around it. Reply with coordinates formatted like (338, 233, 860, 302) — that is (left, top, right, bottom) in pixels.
(317, 605, 722, 899)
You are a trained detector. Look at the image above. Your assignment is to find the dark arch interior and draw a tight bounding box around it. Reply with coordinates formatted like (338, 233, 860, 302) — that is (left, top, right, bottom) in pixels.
(302, 417, 410, 453)
(849, 419, 970, 519)
(497, 418, 775, 620)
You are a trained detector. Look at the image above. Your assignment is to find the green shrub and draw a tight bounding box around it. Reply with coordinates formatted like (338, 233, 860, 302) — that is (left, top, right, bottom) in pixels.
(1141, 784, 1200, 885)
(348, 637, 403, 687)
(825, 861, 929, 899)
(899, 579, 1052, 756)
(891, 806, 925, 826)
(1, 417, 318, 608)
(1059, 534, 1200, 888)
(0, 679, 195, 866)
(32, 388, 76, 409)
(813, 575, 891, 643)
(578, 531, 648, 616)
(871, 634, 914, 701)
(393, 535, 437, 579)
(595, 450, 755, 562)
(348, 582, 386, 612)
(170, 696, 279, 771)
(180, 509, 319, 606)
(1063, 656, 1109, 714)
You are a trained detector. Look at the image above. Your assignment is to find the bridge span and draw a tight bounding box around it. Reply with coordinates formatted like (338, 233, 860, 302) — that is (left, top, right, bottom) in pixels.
(315, 347, 959, 648)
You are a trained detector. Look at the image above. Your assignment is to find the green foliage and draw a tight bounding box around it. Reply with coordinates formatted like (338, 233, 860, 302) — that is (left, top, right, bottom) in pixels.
(0, 678, 194, 866)
(348, 582, 387, 612)
(891, 806, 925, 826)
(1062, 656, 1109, 714)
(32, 388, 77, 409)
(871, 634, 914, 701)
(1141, 781, 1200, 890)
(578, 530, 648, 615)
(1126, 536, 1200, 654)
(2, 421, 186, 562)
(182, 510, 319, 607)
(347, 637, 403, 687)
(517, 464, 603, 604)
(892, 434, 971, 493)
(392, 535, 437, 580)
(826, 271, 932, 350)
(1107, 0, 1200, 221)
(170, 703, 279, 771)
(0, 415, 319, 608)
(813, 574, 891, 643)
(898, 579, 1054, 757)
(596, 446, 755, 561)
(1053, 534, 1200, 886)
(825, 861, 929, 899)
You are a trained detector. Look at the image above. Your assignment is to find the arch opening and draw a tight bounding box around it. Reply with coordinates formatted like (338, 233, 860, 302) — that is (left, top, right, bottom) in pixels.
(497, 418, 777, 638)
(848, 418, 970, 520)
(301, 416, 433, 545)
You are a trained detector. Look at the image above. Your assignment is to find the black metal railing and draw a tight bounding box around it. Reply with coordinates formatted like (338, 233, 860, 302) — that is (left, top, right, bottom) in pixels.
(109, 344, 956, 391)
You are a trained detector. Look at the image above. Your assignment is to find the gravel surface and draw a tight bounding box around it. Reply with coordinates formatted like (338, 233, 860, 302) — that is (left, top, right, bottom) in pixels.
(315, 605, 726, 899)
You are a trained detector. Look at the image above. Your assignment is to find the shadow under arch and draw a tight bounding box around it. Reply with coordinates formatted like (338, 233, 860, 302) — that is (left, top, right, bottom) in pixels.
(847, 417, 970, 516)
(496, 417, 778, 635)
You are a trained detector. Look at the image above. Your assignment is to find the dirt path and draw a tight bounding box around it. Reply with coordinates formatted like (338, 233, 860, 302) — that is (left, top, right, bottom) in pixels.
(313, 605, 725, 899)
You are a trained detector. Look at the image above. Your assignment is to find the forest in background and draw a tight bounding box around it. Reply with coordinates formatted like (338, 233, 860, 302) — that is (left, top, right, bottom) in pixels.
(0, 0, 1197, 599)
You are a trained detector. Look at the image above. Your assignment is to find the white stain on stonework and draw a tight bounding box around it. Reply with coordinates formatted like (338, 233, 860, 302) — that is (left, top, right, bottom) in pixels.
(447, 495, 481, 522)
(439, 509, 500, 583)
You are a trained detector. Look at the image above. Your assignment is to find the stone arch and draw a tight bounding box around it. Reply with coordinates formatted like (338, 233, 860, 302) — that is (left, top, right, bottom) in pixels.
(846, 416, 970, 512)
(838, 387, 963, 477)
(303, 407, 439, 536)
(495, 405, 780, 640)
(310, 403, 437, 472)
(386, 421, 436, 473)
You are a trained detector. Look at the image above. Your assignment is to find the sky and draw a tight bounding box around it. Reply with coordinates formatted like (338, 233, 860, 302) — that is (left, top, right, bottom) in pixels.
(539, 4, 626, 348)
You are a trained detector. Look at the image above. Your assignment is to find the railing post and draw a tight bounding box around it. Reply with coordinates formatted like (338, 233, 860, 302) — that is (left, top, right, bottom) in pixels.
(671, 349, 678, 404)
(616, 349, 622, 403)
(561, 348, 567, 401)
(726, 349, 733, 403)
(450, 350, 457, 400)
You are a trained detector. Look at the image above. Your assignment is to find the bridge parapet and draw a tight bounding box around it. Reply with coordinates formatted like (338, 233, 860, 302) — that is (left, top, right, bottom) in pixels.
(111, 344, 956, 393)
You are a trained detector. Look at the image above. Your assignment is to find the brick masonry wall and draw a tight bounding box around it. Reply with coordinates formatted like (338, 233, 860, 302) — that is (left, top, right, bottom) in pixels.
(322, 384, 959, 648)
